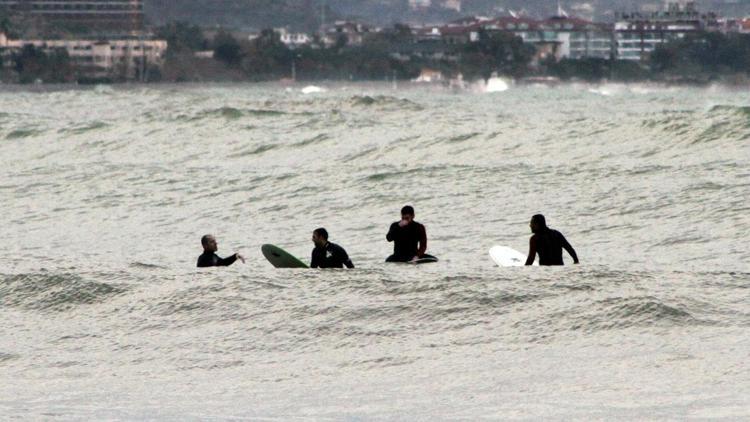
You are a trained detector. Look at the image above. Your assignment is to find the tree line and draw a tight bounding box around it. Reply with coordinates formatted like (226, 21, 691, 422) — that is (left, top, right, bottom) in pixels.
(159, 23, 750, 85)
(6, 20, 750, 84)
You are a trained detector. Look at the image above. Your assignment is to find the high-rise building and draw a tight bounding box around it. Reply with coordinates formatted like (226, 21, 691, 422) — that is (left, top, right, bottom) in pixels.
(442, 0, 461, 12)
(409, 0, 431, 11)
(614, 1, 714, 61)
(0, 0, 144, 36)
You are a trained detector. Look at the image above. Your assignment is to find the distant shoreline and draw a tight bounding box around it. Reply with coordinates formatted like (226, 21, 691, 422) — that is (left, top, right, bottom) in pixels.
(1, 78, 746, 92)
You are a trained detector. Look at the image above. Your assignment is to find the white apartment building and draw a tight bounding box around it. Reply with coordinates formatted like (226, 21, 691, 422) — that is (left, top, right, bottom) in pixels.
(274, 28, 312, 49)
(442, 0, 461, 12)
(0, 32, 167, 79)
(614, 2, 707, 61)
(409, 0, 431, 11)
(0, 0, 145, 36)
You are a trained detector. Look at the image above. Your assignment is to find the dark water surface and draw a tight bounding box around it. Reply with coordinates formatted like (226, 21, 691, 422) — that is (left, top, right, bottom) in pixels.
(1, 83, 748, 419)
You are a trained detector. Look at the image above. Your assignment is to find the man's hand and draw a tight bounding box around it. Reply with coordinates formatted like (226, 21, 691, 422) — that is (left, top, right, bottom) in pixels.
(236, 253, 246, 264)
(409, 256, 418, 262)
(398, 219, 409, 227)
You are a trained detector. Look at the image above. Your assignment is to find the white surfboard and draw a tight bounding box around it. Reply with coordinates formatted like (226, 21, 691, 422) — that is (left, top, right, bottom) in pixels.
(489, 245, 537, 267)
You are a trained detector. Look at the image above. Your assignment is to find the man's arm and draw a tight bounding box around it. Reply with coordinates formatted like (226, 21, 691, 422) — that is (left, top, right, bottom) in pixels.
(217, 253, 238, 266)
(560, 235, 579, 264)
(386, 222, 398, 242)
(333, 245, 355, 269)
(417, 224, 427, 258)
(525, 236, 537, 266)
(310, 249, 320, 268)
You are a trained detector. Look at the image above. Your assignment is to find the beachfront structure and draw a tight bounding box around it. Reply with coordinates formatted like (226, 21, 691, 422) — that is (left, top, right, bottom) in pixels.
(442, 0, 461, 12)
(409, 0, 461, 12)
(613, 2, 715, 61)
(275, 28, 312, 49)
(0, 0, 144, 36)
(322, 21, 373, 47)
(414, 16, 614, 61)
(409, 0, 431, 11)
(503, 17, 613, 60)
(0, 32, 166, 80)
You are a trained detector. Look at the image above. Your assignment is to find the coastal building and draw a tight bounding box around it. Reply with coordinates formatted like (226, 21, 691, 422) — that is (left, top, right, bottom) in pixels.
(275, 28, 312, 49)
(738, 19, 750, 33)
(409, 0, 460, 12)
(546, 17, 613, 60)
(412, 68, 444, 83)
(0, 32, 166, 80)
(441, 0, 461, 12)
(409, 0, 431, 11)
(613, 2, 716, 61)
(402, 3, 725, 64)
(0, 0, 145, 37)
(418, 15, 613, 62)
(322, 21, 373, 47)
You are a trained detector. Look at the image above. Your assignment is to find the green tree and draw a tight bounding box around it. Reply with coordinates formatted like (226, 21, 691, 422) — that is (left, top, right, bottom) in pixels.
(0, 8, 20, 38)
(241, 29, 292, 79)
(213, 30, 242, 66)
(549, 58, 610, 81)
(14, 45, 74, 83)
(156, 21, 208, 55)
(461, 30, 534, 80)
(651, 32, 750, 80)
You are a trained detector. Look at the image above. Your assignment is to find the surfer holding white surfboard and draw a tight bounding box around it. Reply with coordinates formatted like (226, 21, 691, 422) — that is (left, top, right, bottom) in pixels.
(524, 214, 578, 266)
(385, 205, 438, 264)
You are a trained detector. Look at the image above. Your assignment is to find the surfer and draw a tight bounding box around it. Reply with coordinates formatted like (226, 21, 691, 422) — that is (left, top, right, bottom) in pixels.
(525, 214, 579, 266)
(311, 228, 354, 268)
(386, 205, 435, 262)
(196, 234, 245, 267)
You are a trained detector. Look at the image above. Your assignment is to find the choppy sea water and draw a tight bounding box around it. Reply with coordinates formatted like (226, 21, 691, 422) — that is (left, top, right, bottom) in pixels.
(1, 82, 749, 419)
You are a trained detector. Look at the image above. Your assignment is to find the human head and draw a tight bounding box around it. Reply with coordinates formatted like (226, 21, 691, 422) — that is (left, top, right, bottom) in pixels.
(201, 234, 217, 252)
(401, 205, 415, 224)
(312, 228, 328, 247)
(530, 214, 547, 233)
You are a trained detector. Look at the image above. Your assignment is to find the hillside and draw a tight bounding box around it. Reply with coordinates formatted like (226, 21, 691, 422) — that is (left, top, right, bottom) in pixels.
(144, 0, 750, 30)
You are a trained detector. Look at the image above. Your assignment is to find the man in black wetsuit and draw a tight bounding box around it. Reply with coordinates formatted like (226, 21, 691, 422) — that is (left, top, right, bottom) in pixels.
(386, 205, 435, 262)
(196, 234, 245, 267)
(525, 214, 579, 266)
(310, 228, 354, 268)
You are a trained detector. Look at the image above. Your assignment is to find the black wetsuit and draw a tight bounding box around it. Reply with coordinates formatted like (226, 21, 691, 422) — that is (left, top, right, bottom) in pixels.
(311, 242, 354, 268)
(529, 228, 578, 266)
(386, 221, 431, 262)
(196, 252, 238, 268)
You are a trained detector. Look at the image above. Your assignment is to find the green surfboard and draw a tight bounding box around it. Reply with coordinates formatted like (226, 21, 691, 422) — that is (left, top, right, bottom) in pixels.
(261, 244, 309, 268)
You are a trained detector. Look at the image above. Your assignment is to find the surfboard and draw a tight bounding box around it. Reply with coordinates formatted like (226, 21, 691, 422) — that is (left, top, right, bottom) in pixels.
(386, 255, 439, 265)
(410, 256, 438, 265)
(261, 244, 309, 268)
(489, 245, 537, 267)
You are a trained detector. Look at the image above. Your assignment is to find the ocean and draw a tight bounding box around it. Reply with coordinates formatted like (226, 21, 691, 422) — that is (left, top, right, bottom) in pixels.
(1, 82, 748, 419)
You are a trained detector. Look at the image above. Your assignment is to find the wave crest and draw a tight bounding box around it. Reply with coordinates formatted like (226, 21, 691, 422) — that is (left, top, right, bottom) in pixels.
(0, 273, 126, 312)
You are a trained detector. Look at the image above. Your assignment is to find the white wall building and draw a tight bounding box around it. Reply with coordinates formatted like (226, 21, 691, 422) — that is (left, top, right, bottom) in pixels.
(409, 0, 431, 11)
(274, 28, 312, 49)
(613, 2, 708, 61)
(0, 0, 145, 36)
(474, 16, 613, 61)
(442, 0, 461, 12)
(0, 32, 167, 79)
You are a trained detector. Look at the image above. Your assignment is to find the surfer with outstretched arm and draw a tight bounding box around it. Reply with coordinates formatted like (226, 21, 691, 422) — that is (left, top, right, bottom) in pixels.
(196, 234, 245, 267)
(310, 228, 354, 268)
(525, 214, 579, 266)
(386, 205, 436, 262)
